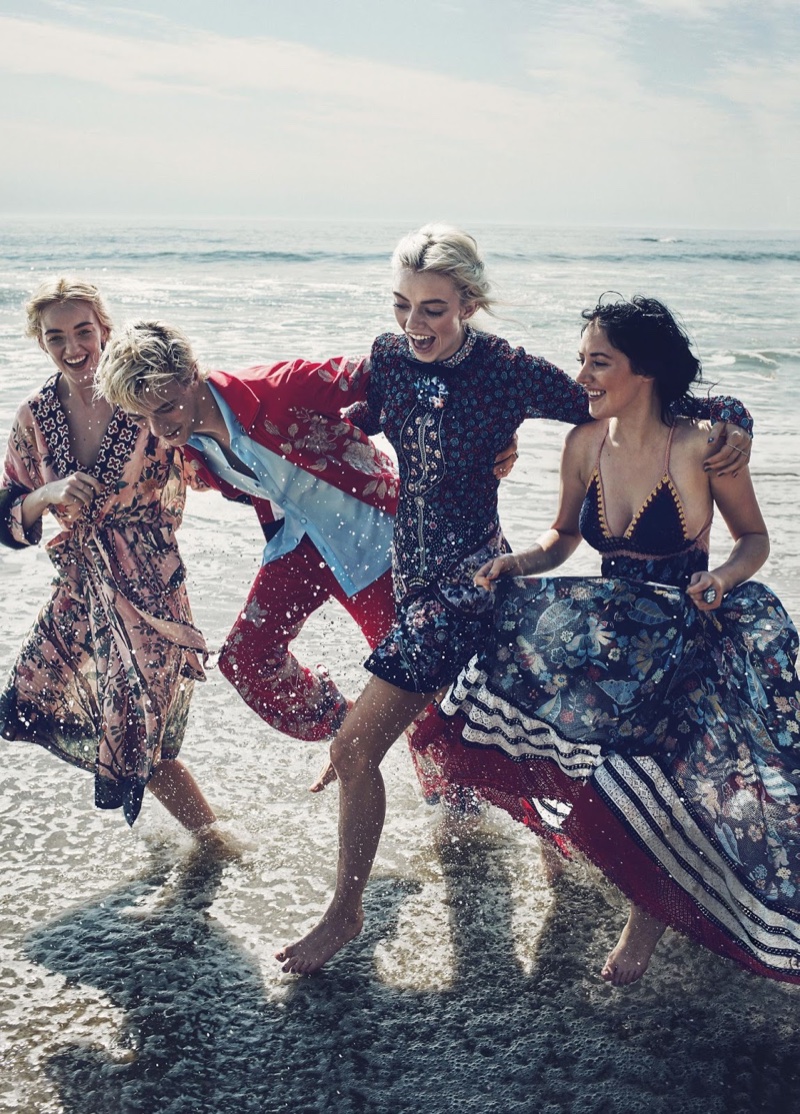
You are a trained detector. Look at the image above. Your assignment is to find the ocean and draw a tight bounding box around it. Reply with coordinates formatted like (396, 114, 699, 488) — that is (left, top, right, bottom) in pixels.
(1, 220, 799, 1113)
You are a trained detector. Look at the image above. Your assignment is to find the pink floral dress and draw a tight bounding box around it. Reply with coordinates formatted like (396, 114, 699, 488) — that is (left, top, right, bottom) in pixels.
(0, 374, 207, 825)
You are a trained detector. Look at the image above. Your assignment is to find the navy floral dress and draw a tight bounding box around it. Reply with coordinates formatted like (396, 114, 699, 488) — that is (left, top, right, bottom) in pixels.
(439, 427, 800, 982)
(360, 328, 752, 694)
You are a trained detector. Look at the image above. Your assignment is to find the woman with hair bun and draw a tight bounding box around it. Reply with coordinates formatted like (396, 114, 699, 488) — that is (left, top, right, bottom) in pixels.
(0, 278, 217, 831)
(436, 293, 800, 986)
(277, 231, 754, 976)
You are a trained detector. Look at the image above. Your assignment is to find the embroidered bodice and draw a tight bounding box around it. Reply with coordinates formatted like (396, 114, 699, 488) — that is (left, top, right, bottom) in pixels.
(366, 330, 591, 601)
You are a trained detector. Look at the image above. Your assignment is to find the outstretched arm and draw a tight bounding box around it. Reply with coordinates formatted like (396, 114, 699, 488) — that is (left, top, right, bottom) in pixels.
(679, 394, 754, 476)
(271, 354, 371, 417)
(516, 347, 754, 478)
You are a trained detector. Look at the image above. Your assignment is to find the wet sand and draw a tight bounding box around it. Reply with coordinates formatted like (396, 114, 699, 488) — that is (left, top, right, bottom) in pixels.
(3, 416, 800, 1114)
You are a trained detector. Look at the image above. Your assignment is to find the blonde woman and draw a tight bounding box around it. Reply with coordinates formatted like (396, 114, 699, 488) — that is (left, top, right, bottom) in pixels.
(0, 279, 216, 830)
(277, 226, 754, 974)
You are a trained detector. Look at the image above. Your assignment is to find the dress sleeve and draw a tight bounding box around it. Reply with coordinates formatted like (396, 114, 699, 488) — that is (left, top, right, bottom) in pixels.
(344, 399, 382, 437)
(514, 347, 591, 425)
(1, 416, 44, 548)
(0, 483, 30, 549)
(674, 394, 754, 435)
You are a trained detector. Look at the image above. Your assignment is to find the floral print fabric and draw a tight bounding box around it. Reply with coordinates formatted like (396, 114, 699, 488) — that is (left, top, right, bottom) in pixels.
(0, 375, 206, 825)
(365, 524, 509, 693)
(441, 569, 800, 976)
(365, 329, 591, 602)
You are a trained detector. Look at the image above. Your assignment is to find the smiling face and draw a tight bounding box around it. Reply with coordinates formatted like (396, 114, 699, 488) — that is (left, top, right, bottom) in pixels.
(38, 300, 109, 387)
(577, 321, 654, 418)
(125, 374, 203, 445)
(392, 268, 476, 363)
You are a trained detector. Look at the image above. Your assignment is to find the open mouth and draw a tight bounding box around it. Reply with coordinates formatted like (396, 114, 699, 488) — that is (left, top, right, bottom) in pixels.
(407, 331, 435, 355)
(64, 354, 90, 371)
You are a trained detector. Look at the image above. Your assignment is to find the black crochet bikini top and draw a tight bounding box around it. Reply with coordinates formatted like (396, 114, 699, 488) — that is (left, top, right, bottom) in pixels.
(579, 425, 712, 567)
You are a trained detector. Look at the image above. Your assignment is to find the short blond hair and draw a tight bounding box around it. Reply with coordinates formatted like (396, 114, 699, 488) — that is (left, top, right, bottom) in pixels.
(391, 223, 495, 313)
(25, 277, 114, 339)
(95, 320, 201, 411)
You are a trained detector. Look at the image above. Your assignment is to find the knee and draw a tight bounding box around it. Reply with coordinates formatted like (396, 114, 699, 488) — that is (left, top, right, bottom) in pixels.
(330, 730, 371, 783)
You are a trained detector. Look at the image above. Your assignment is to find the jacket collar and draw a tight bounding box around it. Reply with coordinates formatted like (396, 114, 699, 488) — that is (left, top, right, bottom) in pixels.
(205, 368, 262, 432)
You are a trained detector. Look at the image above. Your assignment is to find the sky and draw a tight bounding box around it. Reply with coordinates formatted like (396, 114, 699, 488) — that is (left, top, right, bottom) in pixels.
(0, 0, 798, 227)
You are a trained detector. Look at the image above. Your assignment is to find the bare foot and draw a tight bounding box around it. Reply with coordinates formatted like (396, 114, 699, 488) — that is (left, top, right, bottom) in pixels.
(308, 757, 338, 793)
(276, 909, 363, 975)
(601, 904, 666, 986)
(195, 823, 250, 861)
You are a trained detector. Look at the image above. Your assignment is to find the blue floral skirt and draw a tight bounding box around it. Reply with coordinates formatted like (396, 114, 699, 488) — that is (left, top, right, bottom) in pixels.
(437, 574, 800, 981)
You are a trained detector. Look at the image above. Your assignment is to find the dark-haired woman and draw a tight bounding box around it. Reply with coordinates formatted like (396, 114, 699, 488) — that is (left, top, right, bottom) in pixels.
(437, 295, 800, 986)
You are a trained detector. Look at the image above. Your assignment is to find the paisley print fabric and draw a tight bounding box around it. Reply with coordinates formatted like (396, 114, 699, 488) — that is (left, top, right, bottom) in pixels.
(0, 375, 206, 825)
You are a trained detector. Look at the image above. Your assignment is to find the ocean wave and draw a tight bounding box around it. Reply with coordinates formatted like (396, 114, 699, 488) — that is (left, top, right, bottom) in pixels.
(0, 246, 394, 267)
(483, 248, 800, 266)
(705, 349, 800, 374)
(0, 287, 29, 308)
(2, 236, 798, 269)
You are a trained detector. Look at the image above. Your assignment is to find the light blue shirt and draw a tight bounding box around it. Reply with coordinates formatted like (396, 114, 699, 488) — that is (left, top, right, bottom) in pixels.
(188, 384, 392, 598)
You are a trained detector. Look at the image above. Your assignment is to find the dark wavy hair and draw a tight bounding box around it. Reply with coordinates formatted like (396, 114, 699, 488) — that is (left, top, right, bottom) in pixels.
(581, 294, 702, 423)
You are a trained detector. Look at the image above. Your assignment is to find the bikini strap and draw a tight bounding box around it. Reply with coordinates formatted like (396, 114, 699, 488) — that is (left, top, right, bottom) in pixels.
(663, 424, 677, 473)
(594, 427, 610, 471)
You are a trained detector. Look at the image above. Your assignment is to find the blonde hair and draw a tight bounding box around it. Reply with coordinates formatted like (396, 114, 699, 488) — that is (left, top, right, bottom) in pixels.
(95, 320, 201, 411)
(391, 223, 495, 313)
(25, 277, 114, 339)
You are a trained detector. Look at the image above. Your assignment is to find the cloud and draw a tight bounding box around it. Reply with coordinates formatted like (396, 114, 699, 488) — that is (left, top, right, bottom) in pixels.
(0, 8, 796, 225)
(0, 14, 487, 105)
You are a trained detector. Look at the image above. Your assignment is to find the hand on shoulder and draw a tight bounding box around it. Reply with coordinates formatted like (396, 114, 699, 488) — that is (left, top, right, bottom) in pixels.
(673, 416, 717, 464)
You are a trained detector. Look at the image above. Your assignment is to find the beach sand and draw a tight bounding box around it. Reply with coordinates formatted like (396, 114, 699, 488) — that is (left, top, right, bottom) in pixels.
(3, 421, 800, 1114)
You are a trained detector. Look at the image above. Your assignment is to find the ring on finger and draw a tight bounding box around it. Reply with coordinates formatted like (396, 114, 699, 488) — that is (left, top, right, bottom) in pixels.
(703, 587, 717, 604)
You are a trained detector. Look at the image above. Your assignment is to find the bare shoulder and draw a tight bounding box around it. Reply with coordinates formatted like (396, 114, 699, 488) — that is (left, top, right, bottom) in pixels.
(671, 416, 714, 465)
(564, 420, 605, 483)
(565, 420, 605, 454)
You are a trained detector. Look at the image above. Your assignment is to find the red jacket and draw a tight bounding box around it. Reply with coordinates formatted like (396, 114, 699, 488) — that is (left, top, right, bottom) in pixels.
(183, 357, 398, 537)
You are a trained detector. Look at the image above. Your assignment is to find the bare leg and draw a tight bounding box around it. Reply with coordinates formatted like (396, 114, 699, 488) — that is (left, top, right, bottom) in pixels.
(308, 701, 355, 793)
(308, 684, 453, 796)
(145, 758, 217, 831)
(276, 677, 432, 974)
(601, 902, 666, 986)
